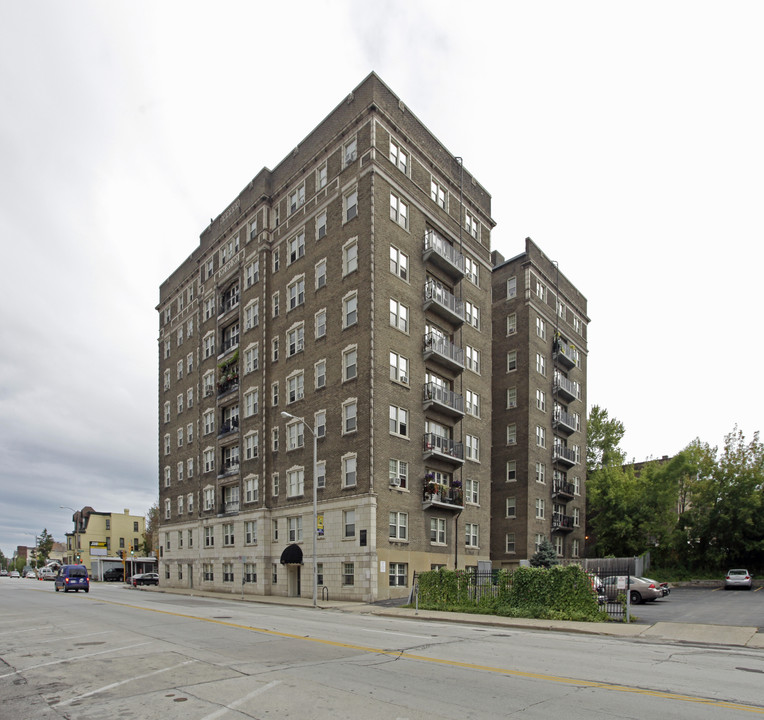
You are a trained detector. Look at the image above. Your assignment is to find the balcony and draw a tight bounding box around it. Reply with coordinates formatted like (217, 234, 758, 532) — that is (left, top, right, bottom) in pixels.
(219, 337, 239, 357)
(553, 407, 577, 435)
(422, 433, 464, 465)
(217, 376, 239, 399)
(220, 500, 240, 515)
(217, 458, 240, 479)
(553, 373, 579, 402)
(218, 293, 239, 318)
(554, 336, 579, 369)
(423, 280, 464, 326)
(422, 479, 464, 511)
(423, 382, 464, 418)
(423, 332, 464, 372)
(553, 444, 578, 467)
(217, 417, 240, 438)
(551, 513, 575, 533)
(423, 229, 465, 280)
(552, 480, 575, 501)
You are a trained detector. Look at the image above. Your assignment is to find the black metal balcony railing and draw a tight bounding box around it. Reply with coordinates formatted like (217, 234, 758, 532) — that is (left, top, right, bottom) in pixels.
(423, 433, 464, 463)
(553, 407, 577, 434)
(424, 279, 464, 325)
(221, 500, 240, 514)
(553, 444, 578, 466)
(553, 373, 580, 401)
(554, 337, 579, 369)
(218, 294, 239, 317)
(423, 382, 464, 416)
(217, 376, 239, 397)
(220, 337, 239, 355)
(552, 513, 575, 532)
(423, 229, 465, 278)
(552, 480, 575, 500)
(218, 458, 240, 478)
(423, 332, 465, 371)
(422, 480, 464, 510)
(218, 417, 239, 437)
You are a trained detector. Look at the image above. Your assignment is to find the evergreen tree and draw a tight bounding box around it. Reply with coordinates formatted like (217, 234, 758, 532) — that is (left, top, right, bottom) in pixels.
(530, 537, 559, 568)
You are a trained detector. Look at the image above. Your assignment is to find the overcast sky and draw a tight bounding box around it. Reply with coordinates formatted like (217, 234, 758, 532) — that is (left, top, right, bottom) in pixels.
(1, 1, 762, 557)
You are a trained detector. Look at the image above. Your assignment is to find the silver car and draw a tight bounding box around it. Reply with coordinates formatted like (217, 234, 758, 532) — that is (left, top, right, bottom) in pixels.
(724, 569, 753, 590)
(602, 575, 664, 604)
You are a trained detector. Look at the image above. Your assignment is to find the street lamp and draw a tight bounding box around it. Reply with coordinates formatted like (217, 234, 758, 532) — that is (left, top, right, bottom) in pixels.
(60, 506, 78, 564)
(281, 411, 318, 607)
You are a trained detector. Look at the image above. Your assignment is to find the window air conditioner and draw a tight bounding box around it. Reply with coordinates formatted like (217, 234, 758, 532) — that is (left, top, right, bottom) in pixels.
(390, 477, 401, 487)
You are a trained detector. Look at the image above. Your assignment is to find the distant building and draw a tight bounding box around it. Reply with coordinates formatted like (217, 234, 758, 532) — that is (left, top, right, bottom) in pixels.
(490, 239, 588, 567)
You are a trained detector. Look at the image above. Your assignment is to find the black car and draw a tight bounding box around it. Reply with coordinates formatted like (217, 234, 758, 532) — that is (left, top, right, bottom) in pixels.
(131, 572, 159, 586)
(103, 567, 124, 582)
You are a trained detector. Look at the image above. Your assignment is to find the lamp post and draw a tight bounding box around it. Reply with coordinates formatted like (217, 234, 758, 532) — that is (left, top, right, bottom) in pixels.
(281, 411, 318, 607)
(60, 505, 78, 565)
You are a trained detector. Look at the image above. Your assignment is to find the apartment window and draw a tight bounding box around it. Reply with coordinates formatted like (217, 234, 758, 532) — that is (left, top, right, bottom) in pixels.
(536, 426, 546, 448)
(389, 139, 408, 173)
(536, 353, 546, 377)
(344, 137, 357, 166)
(164, 498, 171, 519)
(288, 186, 305, 214)
(177, 327, 184, 346)
(536, 389, 546, 412)
(389, 299, 408, 332)
(573, 316, 583, 335)
(187, 387, 194, 409)
(244, 431, 259, 460)
(316, 460, 326, 489)
(204, 525, 214, 547)
(389, 351, 409, 384)
(536, 462, 546, 483)
(465, 434, 479, 462)
(272, 338, 279, 363)
(315, 309, 327, 339)
(573, 507, 581, 527)
(465, 346, 480, 374)
(506, 497, 516, 518)
(535, 534, 544, 552)
(203, 333, 215, 359)
(506, 460, 517, 481)
(203, 563, 214, 581)
(507, 276, 517, 298)
(572, 538, 580, 557)
(315, 258, 327, 289)
(272, 428, 279, 452)
(342, 239, 358, 275)
(389, 193, 408, 229)
(244, 389, 259, 417)
(245, 476, 259, 504)
(272, 563, 278, 584)
(176, 360, 183, 380)
(343, 562, 355, 586)
(288, 277, 305, 310)
(389, 563, 407, 587)
(316, 163, 327, 190)
(343, 346, 357, 381)
(465, 523, 479, 547)
(464, 211, 479, 239)
(163, 370, 170, 391)
(315, 359, 327, 389)
(315, 410, 326, 438)
(163, 466, 171, 488)
(536, 316, 546, 340)
(244, 344, 259, 374)
(344, 188, 358, 222)
(287, 373, 305, 405)
(465, 390, 480, 417)
(430, 517, 446, 545)
(464, 257, 479, 286)
(430, 178, 446, 209)
(557, 299, 566, 319)
(465, 301, 480, 330)
(389, 246, 408, 280)
(271, 381, 279, 407)
(203, 449, 215, 473)
(465, 478, 479, 505)
(177, 461, 184, 481)
(203, 371, 214, 397)
(316, 209, 327, 240)
(536, 279, 546, 301)
(342, 509, 356, 539)
(536, 498, 545, 519)
(223, 523, 234, 546)
(272, 291, 280, 318)
(287, 515, 303, 542)
(389, 405, 408, 437)
(287, 323, 305, 356)
(343, 400, 357, 434)
(507, 350, 517, 372)
(506, 313, 517, 335)
(286, 420, 305, 450)
(244, 300, 259, 330)
(343, 292, 358, 327)
(507, 424, 517, 445)
(389, 459, 408, 489)
(163, 402, 170, 423)
(389, 512, 408, 540)
(273, 247, 280, 272)
(573, 477, 581, 495)
(507, 387, 517, 409)
(204, 297, 215, 320)
(187, 494, 194, 514)
(164, 434, 171, 455)
(272, 473, 279, 497)
(342, 454, 357, 487)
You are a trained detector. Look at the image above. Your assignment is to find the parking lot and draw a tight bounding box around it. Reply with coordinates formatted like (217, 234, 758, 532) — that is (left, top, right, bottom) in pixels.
(627, 585, 764, 629)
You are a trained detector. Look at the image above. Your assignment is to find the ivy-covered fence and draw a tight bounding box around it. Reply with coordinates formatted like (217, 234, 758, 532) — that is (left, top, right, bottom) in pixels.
(414, 565, 608, 622)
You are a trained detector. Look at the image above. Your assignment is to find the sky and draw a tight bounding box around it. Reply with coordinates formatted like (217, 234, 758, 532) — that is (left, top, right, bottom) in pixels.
(1, 1, 762, 557)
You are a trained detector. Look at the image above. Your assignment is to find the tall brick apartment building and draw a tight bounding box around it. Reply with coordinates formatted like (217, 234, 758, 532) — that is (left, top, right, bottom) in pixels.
(490, 239, 588, 568)
(157, 73, 496, 601)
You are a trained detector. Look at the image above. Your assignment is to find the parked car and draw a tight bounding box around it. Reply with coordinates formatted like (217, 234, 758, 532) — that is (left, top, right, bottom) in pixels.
(725, 569, 753, 590)
(587, 573, 607, 605)
(0, 569, 8, 576)
(25, 571, 37, 579)
(39, 567, 57, 581)
(103, 567, 125, 582)
(601, 575, 663, 604)
(131, 572, 159, 587)
(9, 571, 20, 578)
(659, 582, 670, 596)
(54, 564, 90, 593)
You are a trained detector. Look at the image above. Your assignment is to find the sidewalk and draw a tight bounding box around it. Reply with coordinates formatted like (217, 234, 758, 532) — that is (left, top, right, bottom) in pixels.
(138, 586, 764, 649)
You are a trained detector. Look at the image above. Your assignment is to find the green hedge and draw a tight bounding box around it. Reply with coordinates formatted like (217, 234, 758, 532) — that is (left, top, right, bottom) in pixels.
(415, 566, 608, 622)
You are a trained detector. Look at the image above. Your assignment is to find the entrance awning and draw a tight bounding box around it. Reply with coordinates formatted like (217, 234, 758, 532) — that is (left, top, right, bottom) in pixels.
(280, 544, 303, 565)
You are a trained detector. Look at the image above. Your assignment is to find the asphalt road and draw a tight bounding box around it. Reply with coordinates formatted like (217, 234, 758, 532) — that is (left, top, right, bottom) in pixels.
(2, 579, 764, 719)
(629, 586, 764, 630)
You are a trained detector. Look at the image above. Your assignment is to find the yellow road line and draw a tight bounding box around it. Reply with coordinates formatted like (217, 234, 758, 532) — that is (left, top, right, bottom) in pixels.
(79, 595, 764, 715)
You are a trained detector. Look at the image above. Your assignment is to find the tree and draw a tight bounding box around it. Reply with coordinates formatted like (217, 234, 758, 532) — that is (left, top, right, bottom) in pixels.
(36, 529, 55, 566)
(142, 503, 159, 556)
(530, 537, 559, 568)
(586, 405, 626, 475)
